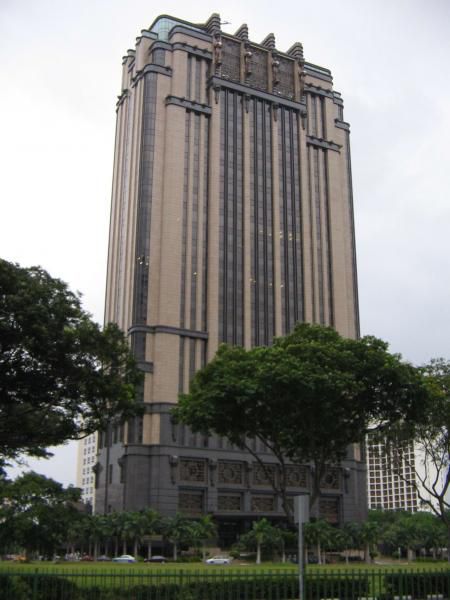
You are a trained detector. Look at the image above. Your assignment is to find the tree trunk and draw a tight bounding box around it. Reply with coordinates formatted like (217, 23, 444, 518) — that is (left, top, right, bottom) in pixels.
(173, 542, 178, 561)
(114, 538, 119, 557)
(201, 543, 206, 561)
(304, 545, 309, 565)
(256, 542, 261, 565)
(317, 541, 321, 565)
(364, 543, 371, 564)
(123, 540, 127, 555)
(94, 541, 99, 561)
(134, 539, 138, 558)
(147, 541, 152, 560)
(447, 528, 450, 563)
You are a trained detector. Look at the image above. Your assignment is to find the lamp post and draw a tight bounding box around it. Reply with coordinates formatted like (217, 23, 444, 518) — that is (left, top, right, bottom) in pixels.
(294, 495, 310, 600)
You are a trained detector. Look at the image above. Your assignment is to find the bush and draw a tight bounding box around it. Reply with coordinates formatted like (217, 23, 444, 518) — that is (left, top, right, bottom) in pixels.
(385, 572, 450, 598)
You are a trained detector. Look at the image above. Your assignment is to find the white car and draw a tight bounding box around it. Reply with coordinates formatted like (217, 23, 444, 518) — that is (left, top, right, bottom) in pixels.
(112, 554, 136, 563)
(206, 556, 232, 565)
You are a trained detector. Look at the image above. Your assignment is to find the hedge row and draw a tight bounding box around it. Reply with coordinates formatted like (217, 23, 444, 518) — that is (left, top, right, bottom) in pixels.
(385, 573, 450, 597)
(0, 574, 371, 600)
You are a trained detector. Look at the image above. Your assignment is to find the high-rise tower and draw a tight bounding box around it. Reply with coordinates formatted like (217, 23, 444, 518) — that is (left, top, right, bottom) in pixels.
(96, 14, 365, 540)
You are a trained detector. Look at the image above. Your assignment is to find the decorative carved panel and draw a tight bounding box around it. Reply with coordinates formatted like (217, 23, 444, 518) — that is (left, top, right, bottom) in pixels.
(319, 497, 340, 524)
(251, 495, 275, 512)
(275, 57, 295, 100)
(321, 468, 340, 490)
(218, 461, 243, 485)
(218, 495, 242, 511)
(221, 37, 241, 83)
(180, 459, 206, 483)
(253, 463, 276, 486)
(179, 492, 204, 515)
(285, 465, 308, 488)
(247, 46, 268, 91)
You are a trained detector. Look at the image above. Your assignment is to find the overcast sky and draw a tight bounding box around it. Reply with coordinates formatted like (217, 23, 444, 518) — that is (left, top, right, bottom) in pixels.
(1, 0, 449, 487)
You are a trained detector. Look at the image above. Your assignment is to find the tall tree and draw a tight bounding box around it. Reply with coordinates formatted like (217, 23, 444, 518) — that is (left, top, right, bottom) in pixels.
(0, 259, 142, 465)
(174, 323, 429, 520)
(0, 472, 82, 559)
(384, 359, 450, 558)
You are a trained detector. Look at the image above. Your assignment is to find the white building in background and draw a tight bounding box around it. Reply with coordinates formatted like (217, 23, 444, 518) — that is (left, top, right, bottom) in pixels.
(76, 433, 97, 509)
(366, 434, 419, 512)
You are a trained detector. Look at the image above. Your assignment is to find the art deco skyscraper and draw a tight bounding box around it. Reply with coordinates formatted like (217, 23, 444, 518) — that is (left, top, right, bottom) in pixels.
(96, 14, 364, 538)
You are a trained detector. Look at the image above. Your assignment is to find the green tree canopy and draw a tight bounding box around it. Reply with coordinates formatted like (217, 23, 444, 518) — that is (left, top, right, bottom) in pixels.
(174, 323, 431, 520)
(0, 259, 142, 464)
(0, 472, 83, 558)
(382, 359, 450, 556)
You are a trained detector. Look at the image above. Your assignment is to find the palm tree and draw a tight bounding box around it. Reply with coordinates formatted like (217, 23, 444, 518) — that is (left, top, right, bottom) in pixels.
(123, 511, 149, 558)
(142, 509, 162, 560)
(190, 515, 217, 560)
(162, 513, 192, 561)
(251, 518, 277, 565)
(88, 514, 105, 560)
(304, 520, 334, 565)
(108, 512, 123, 557)
(359, 521, 380, 564)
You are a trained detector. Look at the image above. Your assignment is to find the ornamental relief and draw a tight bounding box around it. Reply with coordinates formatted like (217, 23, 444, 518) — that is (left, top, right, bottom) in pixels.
(285, 465, 308, 488)
(251, 495, 275, 512)
(179, 459, 206, 483)
(275, 57, 295, 100)
(221, 37, 241, 83)
(218, 495, 241, 511)
(253, 463, 276, 486)
(218, 461, 243, 485)
(321, 468, 340, 490)
(319, 497, 339, 524)
(179, 492, 203, 515)
(247, 46, 268, 91)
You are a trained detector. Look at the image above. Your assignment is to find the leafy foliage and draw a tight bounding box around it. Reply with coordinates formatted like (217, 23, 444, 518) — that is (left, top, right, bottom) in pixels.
(0, 472, 83, 558)
(0, 259, 143, 463)
(174, 323, 430, 519)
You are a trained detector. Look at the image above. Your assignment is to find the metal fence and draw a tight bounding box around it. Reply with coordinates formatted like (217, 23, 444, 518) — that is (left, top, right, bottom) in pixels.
(1, 568, 450, 600)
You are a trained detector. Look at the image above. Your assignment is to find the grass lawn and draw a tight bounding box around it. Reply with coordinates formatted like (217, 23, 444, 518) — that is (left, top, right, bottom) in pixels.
(1, 558, 449, 574)
(1, 560, 449, 594)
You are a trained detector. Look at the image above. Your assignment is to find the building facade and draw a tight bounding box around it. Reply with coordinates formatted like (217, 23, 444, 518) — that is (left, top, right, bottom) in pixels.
(95, 14, 365, 539)
(366, 434, 419, 512)
(76, 433, 97, 509)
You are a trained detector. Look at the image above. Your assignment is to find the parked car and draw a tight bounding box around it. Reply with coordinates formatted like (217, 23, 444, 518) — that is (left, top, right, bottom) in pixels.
(205, 556, 233, 565)
(97, 555, 111, 562)
(112, 554, 136, 563)
(144, 555, 167, 563)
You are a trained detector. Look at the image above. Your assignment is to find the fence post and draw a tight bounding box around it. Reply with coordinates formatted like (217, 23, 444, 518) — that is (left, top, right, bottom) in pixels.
(32, 568, 38, 600)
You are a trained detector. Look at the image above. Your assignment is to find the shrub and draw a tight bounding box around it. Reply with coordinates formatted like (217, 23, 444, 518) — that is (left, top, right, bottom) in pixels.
(385, 572, 450, 598)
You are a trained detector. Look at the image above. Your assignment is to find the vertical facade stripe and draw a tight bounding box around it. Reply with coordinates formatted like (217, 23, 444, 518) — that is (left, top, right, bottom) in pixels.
(132, 73, 157, 362)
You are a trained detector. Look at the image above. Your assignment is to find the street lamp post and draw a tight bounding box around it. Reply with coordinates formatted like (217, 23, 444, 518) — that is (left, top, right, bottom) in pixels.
(294, 495, 310, 600)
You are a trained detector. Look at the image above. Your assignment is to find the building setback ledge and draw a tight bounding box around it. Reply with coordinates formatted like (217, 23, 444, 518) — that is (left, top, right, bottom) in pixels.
(128, 324, 209, 340)
(307, 135, 341, 152)
(132, 63, 173, 88)
(137, 360, 154, 373)
(335, 119, 350, 132)
(209, 76, 307, 113)
(172, 42, 212, 60)
(304, 83, 334, 99)
(165, 95, 212, 115)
